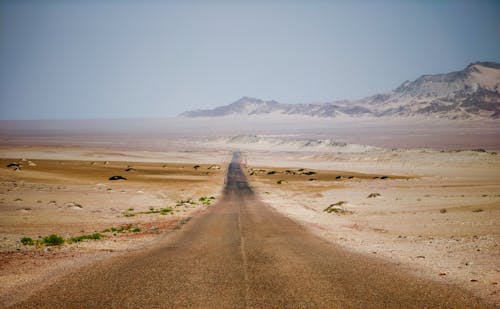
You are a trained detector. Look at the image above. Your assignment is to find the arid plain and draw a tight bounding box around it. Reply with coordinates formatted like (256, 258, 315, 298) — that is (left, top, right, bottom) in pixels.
(0, 119, 499, 307)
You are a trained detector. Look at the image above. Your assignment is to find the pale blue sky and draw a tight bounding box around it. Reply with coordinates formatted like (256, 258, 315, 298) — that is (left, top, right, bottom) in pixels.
(1, 0, 499, 119)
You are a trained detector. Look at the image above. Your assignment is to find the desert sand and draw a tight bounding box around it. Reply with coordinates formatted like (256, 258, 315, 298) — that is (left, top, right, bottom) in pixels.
(242, 148, 500, 305)
(0, 146, 228, 307)
(0, 129, 499, 306)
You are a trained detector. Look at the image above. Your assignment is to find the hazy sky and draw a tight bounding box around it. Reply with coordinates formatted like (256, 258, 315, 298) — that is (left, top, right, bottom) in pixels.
(1, 0, 500, 120)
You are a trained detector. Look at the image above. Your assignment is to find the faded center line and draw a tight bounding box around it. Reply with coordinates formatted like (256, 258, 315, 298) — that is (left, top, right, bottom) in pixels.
(238, 196, 250, 309)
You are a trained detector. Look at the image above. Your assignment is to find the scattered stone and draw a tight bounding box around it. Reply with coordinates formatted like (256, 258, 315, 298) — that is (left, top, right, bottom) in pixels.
(28, 161, 37, 167)
(65, 202, 83, 209)
(109, 175, 127, 181)
(6, 162, 21, 170)
(149, 226, 159, 231)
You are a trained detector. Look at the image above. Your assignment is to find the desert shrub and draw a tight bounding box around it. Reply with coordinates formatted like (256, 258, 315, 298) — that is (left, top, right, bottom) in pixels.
(303, 171, 316, 175)
(160, 207, 173, 215)
(198, 196, 216, 206)
(472, 208, 483, 213)
(324, 201, 349, 214)
(367, 193, 381, 198)
(193, 165, 200, 170)
(20, 237, 34, 245)
(42, 234, 64, 246)
(68, 233, 103, 243)
(130, 227, 141, 233)
(276, 180, 285, 184)
(440, 208, 447, 213)
(267, 171, 276, 175)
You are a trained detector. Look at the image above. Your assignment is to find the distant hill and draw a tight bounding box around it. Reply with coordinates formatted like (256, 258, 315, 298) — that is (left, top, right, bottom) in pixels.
(180, 62, 500, 120)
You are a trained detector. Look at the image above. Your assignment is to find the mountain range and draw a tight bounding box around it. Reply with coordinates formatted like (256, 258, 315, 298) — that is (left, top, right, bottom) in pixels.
(180, 62, 500, 120)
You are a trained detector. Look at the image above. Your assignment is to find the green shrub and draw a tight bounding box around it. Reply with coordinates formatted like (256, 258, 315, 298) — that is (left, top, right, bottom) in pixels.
(68, 233, 103, 243)
(42, 234, 64, 246)
(20, 237, 34, 245)
(130, 227, 141, 233)
(324, 201, 349, 214)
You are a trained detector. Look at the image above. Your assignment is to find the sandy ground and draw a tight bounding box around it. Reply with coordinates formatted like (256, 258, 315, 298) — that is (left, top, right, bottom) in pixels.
(0, 146, 229, 307)
(244, 149, 500, 306)
(1, 140, 499, 306)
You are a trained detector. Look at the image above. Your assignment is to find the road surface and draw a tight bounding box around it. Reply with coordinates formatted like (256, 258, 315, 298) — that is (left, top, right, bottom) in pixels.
(13, 152, 486, 308)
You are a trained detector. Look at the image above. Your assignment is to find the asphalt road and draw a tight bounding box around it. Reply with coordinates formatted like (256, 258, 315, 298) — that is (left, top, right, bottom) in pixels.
(13, 152, 487, 308)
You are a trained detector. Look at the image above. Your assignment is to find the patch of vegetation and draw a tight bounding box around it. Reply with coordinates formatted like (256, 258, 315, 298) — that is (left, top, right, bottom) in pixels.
(198, 196, 216, 206)
(126, 206, 174, 216)
(324, 201, 349, 214)
(335, 176, 342, 179)
(267, 171, 277, 175)
(42, 234, 65, 246)
(302, 171, 316, 176)
(193, 165, 200, 170)
(20, 237, 34, 245)
(68, 233, 103, 243)
(176, 199, 196, 206)
(367, 193, 381, 198)
(102, 224, 140, 234)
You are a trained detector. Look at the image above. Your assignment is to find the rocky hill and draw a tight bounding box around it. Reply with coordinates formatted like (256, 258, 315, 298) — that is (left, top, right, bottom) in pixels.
(180, 62, 500, 119)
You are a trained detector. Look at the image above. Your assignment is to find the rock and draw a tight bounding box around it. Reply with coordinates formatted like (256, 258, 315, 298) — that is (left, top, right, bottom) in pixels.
(6, 162, 21, 170)
(149, 226, 159, 231)
(109, 175, 127, 181)
(65, 202, 83, 209)
(28, 161, 37, 167)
